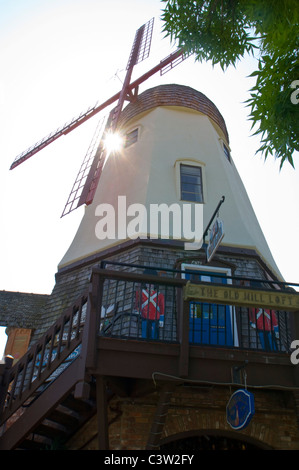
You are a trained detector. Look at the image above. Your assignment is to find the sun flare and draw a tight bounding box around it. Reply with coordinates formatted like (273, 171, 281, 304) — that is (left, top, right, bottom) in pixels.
(104, 131, 123, 155)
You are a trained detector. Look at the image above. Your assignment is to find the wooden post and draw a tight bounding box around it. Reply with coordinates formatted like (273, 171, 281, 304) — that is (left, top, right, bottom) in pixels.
(291, 310, 299, 388)
(292, 309, 299, 430)
(74, 273, 103, 398)
(85, 272, 104, 371)
(96, 376, 109, 450)
(177, 287, 189, 377)
(0, 356, 13, 420)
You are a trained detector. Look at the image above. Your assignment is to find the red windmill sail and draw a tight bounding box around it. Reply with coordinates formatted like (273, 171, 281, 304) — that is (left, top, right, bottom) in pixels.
(69, 18, 155, 215)
(9, 17, 191, 217)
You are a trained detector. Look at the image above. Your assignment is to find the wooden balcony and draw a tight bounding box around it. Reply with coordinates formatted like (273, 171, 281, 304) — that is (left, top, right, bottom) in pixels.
(0, 264, 299, 450)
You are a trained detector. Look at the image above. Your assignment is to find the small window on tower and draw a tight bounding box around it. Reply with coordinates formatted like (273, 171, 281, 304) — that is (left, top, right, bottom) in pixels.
(180, 164, 204, 203)
(124, 128, 138, 148)
(223, 143, 231, 162)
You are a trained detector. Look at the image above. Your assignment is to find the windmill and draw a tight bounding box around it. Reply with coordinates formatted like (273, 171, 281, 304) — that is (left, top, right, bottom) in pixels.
(9, 18, 190, 218)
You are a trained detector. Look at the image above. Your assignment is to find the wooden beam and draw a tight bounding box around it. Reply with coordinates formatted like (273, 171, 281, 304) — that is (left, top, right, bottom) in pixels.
(96, 337, 296, 389)
(184, 282, 299, 311)
(177, 289, 189, 377)
(85, 274, 104, 371)
(92, 267, 186, 288)
(96, 376, 109, 450)
(0, 356, 13, 419)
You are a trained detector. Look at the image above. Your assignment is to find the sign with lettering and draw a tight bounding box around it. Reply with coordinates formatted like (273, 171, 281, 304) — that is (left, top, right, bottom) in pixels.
(206, 218, 224, 262)
(226, 389, 255, 430)
(184, 282, 299, 311)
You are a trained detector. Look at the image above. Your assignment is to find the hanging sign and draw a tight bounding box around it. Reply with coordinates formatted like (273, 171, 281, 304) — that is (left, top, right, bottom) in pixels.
(184, 282, 299, 310)
(206, 218, 224, 262)
(226, 389, 255, 430)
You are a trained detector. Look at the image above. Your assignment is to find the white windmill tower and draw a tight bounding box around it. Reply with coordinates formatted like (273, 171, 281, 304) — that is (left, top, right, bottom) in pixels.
(9, 18, 282, 282)
(57, 81, 281, 280)
(3, 18, 296, 452)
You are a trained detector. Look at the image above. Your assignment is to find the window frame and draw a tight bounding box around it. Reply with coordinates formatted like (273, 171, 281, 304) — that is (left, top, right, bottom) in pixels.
(124, 127, 139, 148)
(174, 160, 206, 204)
(219, 138, 231, 162)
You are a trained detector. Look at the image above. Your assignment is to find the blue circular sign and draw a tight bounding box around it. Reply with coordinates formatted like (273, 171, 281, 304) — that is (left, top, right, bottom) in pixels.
(226, 389, 255, 430)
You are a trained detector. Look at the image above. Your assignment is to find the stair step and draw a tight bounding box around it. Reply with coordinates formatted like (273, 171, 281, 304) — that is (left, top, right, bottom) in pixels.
(61, 394, 95, 413)
(48, 404, 81, 428)
(34, 419, 68, 440)
(18, 433, 52, 450)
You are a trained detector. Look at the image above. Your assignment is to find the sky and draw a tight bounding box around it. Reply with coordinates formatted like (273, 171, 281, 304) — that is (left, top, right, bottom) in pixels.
(0, 0, 298, 356)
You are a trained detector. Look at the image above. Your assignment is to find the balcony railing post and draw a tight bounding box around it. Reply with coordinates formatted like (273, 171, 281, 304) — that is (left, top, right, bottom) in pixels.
(74, 272, 104, 398)
(85, 271, 104, 371)
(0, 356, 13, 421)
(177, 287, 189, 377)
(291, 310, 299, 386)
(96, 375, 109, 450)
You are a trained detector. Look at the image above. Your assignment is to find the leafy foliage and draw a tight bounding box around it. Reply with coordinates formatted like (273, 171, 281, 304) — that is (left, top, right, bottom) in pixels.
(161, 0, 299, 167)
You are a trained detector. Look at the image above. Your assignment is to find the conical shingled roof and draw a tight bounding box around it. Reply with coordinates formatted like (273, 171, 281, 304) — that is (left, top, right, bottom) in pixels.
(118, 84, 229, 143)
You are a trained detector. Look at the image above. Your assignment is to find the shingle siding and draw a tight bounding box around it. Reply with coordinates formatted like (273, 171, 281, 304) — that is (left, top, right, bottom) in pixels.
(118, 84, 229, 144)
(0, 291, 48, 329)
(25, 241, 273, 345)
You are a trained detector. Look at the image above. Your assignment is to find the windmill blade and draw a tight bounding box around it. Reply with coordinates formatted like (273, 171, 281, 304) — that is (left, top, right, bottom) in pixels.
(10, 42, 190, 172)
(62, 49, 192, 216)
(110, 17, 154, 132)
(128, 48, 191, 92)
(62, 19, 155, 217)
(79, 143, 106, 208)
(160, 49, 191, 76)
(9, 93, 121, 171)
(9, 19, 154, 172)
(61, 109, 118, 217)
(126, 17, 154, 70)
(61, 114, 109, 217)
(78, 49, 191, 209)
(72, 18, 156, 212)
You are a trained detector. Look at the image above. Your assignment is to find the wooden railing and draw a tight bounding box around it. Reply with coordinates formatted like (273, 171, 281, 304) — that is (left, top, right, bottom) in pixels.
(94, 268, 296, 353)
(86, 267, 299, 384)
(0, 294, 88, 427)
(1, 263, 298, 437)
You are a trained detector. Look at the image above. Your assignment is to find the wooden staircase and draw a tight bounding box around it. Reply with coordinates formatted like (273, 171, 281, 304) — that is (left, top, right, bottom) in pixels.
(0, 291, 98, 450)
(10, 380, 97, 450)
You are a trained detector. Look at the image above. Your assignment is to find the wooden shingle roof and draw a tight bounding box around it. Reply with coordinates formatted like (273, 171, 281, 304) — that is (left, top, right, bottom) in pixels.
(119, 84, 229, 143)
(0, 291, 49, 329)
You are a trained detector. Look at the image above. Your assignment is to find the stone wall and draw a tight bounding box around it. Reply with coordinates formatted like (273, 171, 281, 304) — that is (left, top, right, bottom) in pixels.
(66, 385, 299, 450)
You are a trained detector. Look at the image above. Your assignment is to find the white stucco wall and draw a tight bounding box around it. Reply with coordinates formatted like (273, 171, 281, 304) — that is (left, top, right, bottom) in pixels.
(58, 104, 281, 279)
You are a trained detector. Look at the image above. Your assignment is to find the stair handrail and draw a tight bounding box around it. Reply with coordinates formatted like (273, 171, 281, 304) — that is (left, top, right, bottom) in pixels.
(0, 292, 88, 427)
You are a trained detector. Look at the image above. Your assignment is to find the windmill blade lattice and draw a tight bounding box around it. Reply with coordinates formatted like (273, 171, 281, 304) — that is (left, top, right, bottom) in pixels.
(9, 98, 116, 171)
(109, 17, 155, 132)
(61, 114, 108, 217)
(126, 17, 154, 69)
(9, 15, 192, 219)
(63, 18, 156, 216)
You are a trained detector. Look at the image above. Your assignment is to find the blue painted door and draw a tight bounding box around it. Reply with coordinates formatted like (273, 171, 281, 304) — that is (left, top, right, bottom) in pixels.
(186, 271, 233, 346)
